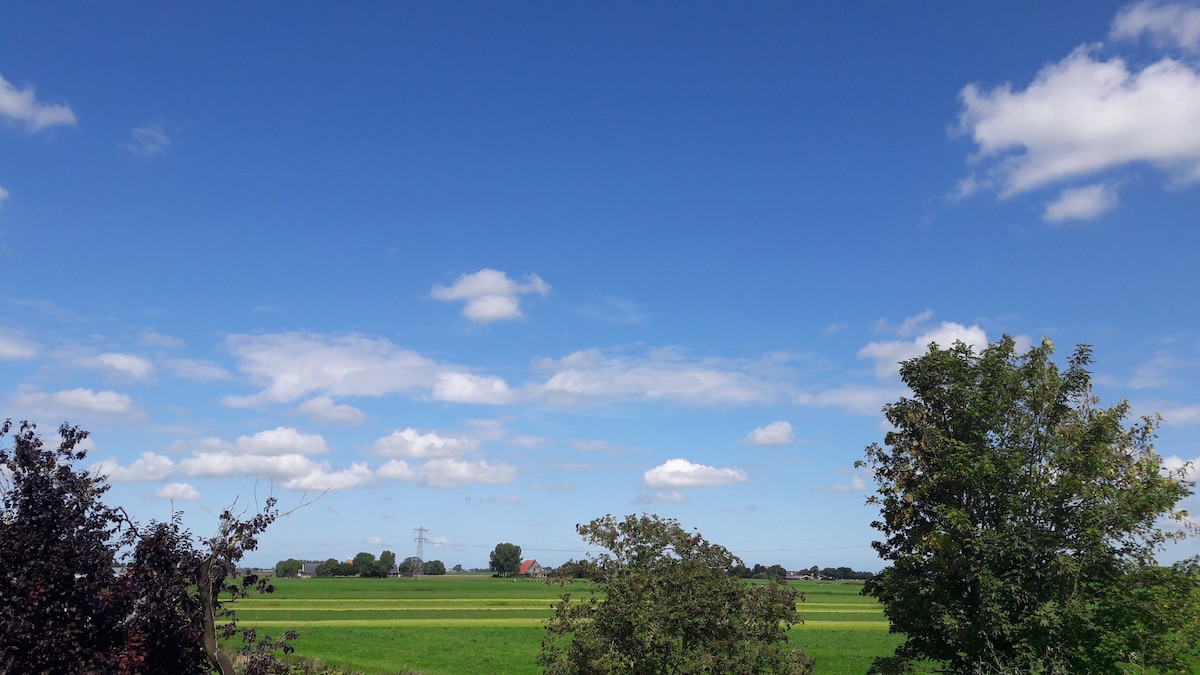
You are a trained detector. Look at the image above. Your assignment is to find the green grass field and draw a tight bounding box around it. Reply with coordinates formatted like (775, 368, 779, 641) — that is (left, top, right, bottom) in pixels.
(234, 576, 902, 674)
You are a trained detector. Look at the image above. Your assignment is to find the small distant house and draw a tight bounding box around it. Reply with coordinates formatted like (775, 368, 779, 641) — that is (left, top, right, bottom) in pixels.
(519, 560, 546, 578)
(300, 562, 320, 577)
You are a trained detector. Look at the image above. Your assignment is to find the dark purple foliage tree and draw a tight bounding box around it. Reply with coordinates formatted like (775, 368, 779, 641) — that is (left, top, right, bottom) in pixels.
(0, 420, 296, 675)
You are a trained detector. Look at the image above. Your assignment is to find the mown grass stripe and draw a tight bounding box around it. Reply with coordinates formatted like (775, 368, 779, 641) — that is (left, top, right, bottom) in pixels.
(241, 618, 890, 629)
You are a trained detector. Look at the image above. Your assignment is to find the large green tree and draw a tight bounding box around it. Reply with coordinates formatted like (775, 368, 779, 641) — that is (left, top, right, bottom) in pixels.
(539, 514, 814, 674)
(858, 337, 1198, 674)
(489, 542, 522, 577)
(274, 558, 302, 577)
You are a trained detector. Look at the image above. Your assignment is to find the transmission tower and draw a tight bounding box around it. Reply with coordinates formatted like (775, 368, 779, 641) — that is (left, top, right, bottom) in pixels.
(412, 527, 430, 579)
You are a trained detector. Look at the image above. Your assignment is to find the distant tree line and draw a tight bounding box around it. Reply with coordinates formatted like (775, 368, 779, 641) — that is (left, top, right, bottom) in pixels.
(274, 551, 447, 578)
(551, 559, 873, 581)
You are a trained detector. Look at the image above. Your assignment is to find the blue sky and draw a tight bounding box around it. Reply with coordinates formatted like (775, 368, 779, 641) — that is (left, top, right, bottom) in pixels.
(2, 1, 1198, 571)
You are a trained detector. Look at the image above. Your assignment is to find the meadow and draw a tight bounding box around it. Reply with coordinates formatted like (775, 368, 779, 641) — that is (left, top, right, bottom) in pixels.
(235, 575, 902, 674)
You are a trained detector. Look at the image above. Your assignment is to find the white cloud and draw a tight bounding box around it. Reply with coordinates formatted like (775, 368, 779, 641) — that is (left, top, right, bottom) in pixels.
(376, 457, 516, 488)
(95, 352, 156, 379)
(874, 310, 934, 337)
(1128, 350, 1187, 389)
(0, 329, 38, 360)
(94, 451, 175, 482)
(365, 535, 384, 546)
(432, 372, 512, 404)
(828, 474, 868, 493)
(236, 427, 328, 455)
(795, 384, 902, 416)
(153, 482, 200, 500)
(1161, 454, 1200, 481)
(744, 421, 794, 446)
(416, 458, 516, 488)
(122, 121, 170, 157)
(13, 388, 140, 417)
(535, 347, 788, 406)
(0, 185, 8, 206)
(1158, 403, 1200, 426)
(373, 428, 477, 459)
(0, 72, 77, 132)
(430, 269, 550, 322)
(1112, 1, 1200, 53)
(94, 427, 370, 492)
(1043, 183, 1119, 222)
(958, 43, 1200, 196)
(297, 396, 365, 423)
(643, 458, 748, 489)
(376, 459, 416, 481)
(178, 452, 321, 479)
(282, 462, 373, 492)
(633, 490, 684, 504)
(858, 321, 989, 378)
(223, 332, 445, 405)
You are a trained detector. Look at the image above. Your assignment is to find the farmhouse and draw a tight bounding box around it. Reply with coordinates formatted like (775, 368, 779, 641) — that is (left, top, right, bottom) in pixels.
(519, 559, 547, 578)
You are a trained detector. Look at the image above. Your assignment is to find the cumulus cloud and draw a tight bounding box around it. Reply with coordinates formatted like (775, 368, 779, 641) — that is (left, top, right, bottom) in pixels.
(1112, 1, 1200, 52)
(430, 269, 550, 322)
(372, 428, 478, 459)
(957, 40, 1200, 199)
(122, 121, 170, 157)
(432, 372, 512, 404)
(297, 396, 365, 423)
(223, 332, 446, 406)
(415, 458, 516, 488)
(0, 185, 8, 206)
(94, 452, 175, 482)
(0, 72, 77, 132)
(1158, 403, 1200, 425)
(873, 310, 934, 337)
(534, 347, 789, 406)
(96, 427, 334, 485)
(95, 352, 156, 379)
(858, 321, 989, 378)
(364, 535, 384, 546)
(643, 458, 748, 489)
(795, 384, 903, 416)
(177, 452, 322, 479)
(376, 459, 416, 481)
(283, 462, 374, 492)
(1161, 454, 1200, 480)
(744, 421, 794, 446)
(1043, 183, 1119, 222)
(827, 474, 868, 493)
(0, 329, 38, 360)
(153, 482, 200, 501)
(236, 427, 328, 455)
(377, 457, 516, 488)
(13, 388, 140, 417)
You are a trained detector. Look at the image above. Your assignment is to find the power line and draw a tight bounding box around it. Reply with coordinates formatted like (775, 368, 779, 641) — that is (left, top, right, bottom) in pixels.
(412, 526, 429, 579)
